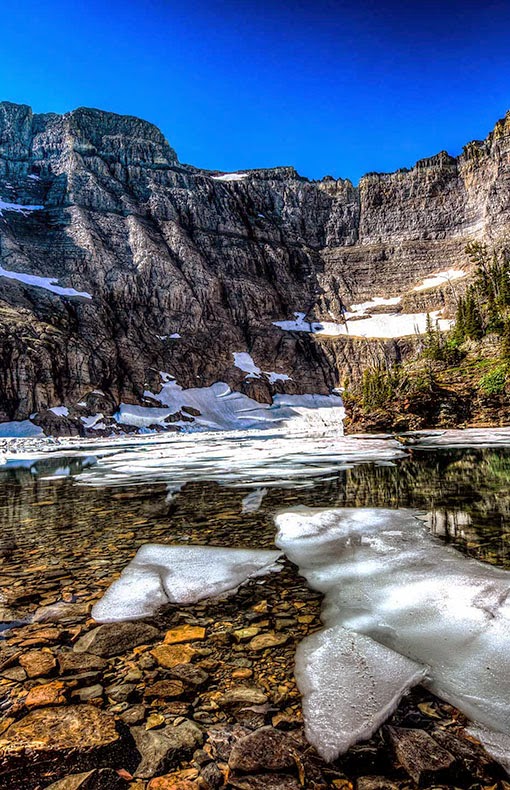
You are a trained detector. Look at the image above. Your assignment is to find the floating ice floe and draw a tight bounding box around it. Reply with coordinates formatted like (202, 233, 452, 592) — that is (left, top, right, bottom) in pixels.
(233, 352, 291, 383)
(92, 544, 283, 622)
(273, 310, 453, 338)
(0, 265, 92, 299)
(404, 427, 510, 448)
(211, 172, 249, 182)
(414, 269, 468, 292)
(0, 199, 43, 216)
(275, 507, 510, 762)
(295, 626, 425, 761)
(74, 431, 404, 490)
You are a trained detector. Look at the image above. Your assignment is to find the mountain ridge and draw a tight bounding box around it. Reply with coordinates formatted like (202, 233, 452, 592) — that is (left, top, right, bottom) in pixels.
(1, 102, 509, 434)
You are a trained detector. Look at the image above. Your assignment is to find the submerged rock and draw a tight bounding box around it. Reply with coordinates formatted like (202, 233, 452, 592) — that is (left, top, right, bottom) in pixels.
(228, 726, 297, 772)
(0, 705, 126, 786)
(131, 719, 204, 778)
(74, 622, 160, 657)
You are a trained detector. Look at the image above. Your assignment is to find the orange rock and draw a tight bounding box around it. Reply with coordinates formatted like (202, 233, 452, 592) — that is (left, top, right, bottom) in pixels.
(163, 625, 206, 644)
(151, 643, 197, 668)
(25, 680, 66, 708)
(19, 650, 56, 678)
(148, 769, 199, 789)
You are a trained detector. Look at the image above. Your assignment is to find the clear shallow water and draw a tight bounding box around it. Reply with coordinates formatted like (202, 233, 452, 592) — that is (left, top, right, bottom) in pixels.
(1, 443, 510, 628)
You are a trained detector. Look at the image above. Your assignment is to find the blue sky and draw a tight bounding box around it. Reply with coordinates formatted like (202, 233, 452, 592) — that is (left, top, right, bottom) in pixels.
(2, 0, 510, 182)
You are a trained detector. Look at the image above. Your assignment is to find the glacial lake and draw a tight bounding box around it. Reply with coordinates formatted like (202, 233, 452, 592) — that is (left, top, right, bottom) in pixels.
(1, 438, 510, 622)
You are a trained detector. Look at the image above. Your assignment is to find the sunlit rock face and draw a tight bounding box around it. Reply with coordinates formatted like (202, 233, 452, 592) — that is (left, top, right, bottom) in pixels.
(1, 101, 510, 427)
(275, 508, 510, 761)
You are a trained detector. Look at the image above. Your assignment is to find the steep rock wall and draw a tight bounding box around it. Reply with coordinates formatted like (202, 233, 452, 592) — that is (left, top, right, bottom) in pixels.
(0, 102, 509, 426)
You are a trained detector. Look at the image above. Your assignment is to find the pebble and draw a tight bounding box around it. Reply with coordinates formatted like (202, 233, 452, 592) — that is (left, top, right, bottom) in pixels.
(164, 625, 206, 644)
(247, 632, 288, 651)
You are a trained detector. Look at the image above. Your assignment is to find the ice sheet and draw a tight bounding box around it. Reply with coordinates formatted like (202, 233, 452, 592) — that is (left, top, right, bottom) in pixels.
(92, 544, 283, 621)
(275, 508, 510, 757)
(295, 626, 425, 760)
(75, 431, 404, 489)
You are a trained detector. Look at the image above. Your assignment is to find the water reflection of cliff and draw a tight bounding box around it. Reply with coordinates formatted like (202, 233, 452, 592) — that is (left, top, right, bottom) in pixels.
(1, 447, 510, 623)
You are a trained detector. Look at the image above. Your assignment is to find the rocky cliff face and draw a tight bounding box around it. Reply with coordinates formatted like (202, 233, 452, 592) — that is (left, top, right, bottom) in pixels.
(1, 102, 509, 433)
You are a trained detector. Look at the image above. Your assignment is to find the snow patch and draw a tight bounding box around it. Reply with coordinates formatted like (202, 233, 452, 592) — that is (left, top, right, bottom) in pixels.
(132, 379, 340, 434)
(349, 296, 402, 315)
(211, 173, 249, 182)
(414, 269, 468, 291)
(233, 352, 261, 379)
(0, 420, 44, 438)
(0, 265, 92, 299)
(92, 544, 283, 622)
(49, 406, 69, 418)
(233, 352, 291, 383)
(0, 199, 43, 216)
(273, 310, 453, 338)
(81, 413, 104, 429)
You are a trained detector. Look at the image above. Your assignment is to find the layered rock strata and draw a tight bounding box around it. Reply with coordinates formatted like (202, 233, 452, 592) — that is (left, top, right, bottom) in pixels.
(1, 102, 509, 429)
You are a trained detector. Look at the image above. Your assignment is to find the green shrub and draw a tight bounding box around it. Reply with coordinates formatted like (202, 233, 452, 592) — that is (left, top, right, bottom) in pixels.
(479, 366, 507, 395)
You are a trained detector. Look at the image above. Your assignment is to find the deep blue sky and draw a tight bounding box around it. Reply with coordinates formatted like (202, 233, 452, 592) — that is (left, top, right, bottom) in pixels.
(2, 0, 510, 182)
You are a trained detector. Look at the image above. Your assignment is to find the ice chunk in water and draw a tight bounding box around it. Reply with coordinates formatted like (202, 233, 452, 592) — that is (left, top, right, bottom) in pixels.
(296, 625, 425, 761)
(92, 544, 283, 622)
(242, 488, 268, 513)
(467, 725, 510, 774)
(275, 508, 510, 758)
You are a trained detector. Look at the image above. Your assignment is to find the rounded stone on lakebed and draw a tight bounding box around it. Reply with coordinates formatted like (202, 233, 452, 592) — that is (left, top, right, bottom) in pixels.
(73, 622, 160, 657)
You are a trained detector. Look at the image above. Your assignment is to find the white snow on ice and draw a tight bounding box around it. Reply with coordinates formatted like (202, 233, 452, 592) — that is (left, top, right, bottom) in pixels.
(0, 265, 92, 299)
(414, 269, 468, 291)
(92, 544, 283, 621)
(403, 427, 510, 448)
(74, 431, 404, 491)
(275, 507, 510, 761)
